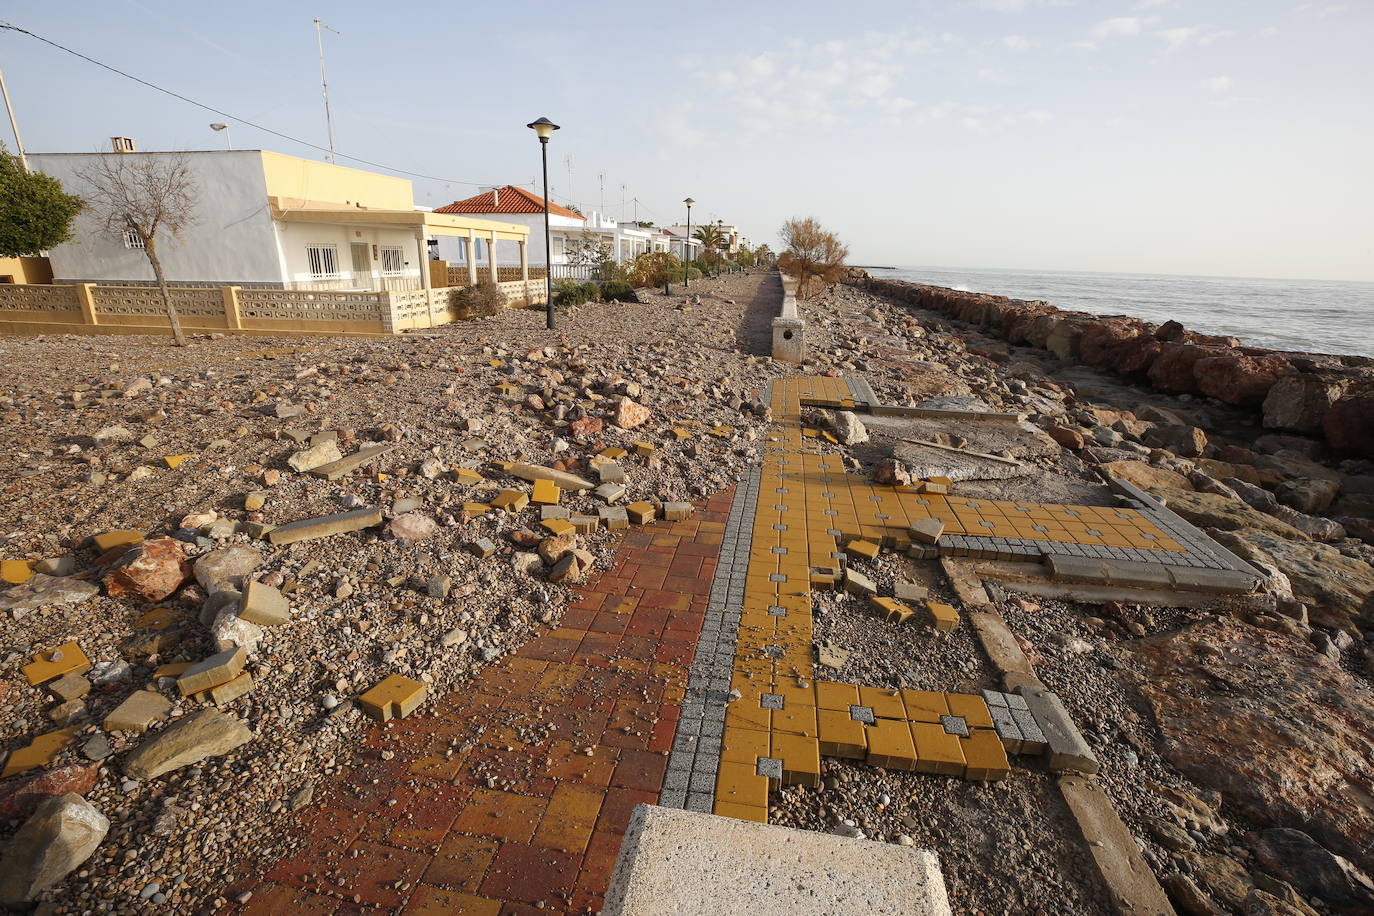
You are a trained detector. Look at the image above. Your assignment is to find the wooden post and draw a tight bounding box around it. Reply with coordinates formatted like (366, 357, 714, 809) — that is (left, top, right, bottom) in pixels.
(222, 286, 242, 330)
(467, 231, 478, 286)
(76, 283, 99, 326)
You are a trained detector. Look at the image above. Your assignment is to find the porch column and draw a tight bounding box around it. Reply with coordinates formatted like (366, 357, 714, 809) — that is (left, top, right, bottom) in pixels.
(488, 231, 499, 284)
(519, 239, 531, 306)
(467, 230, 478, 286)
(417, 229, 435, 328)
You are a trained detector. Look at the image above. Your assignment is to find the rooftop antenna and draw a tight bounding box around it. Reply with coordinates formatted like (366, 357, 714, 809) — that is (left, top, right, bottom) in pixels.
(598, 171, 605, 217)
(563, 154, 573, 206)
(0, 64, 27, 172)
(313, 18, 340, 163)
(620, 183, 627, 222)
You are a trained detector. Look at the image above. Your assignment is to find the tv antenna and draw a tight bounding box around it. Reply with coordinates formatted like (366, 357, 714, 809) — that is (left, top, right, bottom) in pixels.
(313, 18, 340, 163)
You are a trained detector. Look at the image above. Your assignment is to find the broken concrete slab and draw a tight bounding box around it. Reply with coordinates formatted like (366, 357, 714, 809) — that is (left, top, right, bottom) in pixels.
(121, 708, 253, 780)
(103, 690, 172, 734)
(176, 646, 247, 697)
(267, 507, 382, 545)
(0, 574, 100, 619)
(910, 518, 945, 545)
(22, 643, 92, 686)
(0, 794, 109, 909)
(1059, 775, 1175, 916)
(602, 805, 951, 916)
(506, 462, 594, 492)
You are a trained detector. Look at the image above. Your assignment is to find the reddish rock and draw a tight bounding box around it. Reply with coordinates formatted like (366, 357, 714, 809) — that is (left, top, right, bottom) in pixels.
(1262, 372, 1350, 433)
(567, 417, 604, 438)
(0, 762, 102, 819)
(1194, 353, 1289, 406)
(1148, 343, 1223, 394)
(1079, 320, 1142, 369)
(103, 537, 190, 601)
(1113, 334, 1163, 375)
(1047, 426, 1085, 450)
(1323, 392, 1374, 457)
(1154, 320, 1186, 341)
(611, 397, 651, 430)
(871, 458, 912, 487)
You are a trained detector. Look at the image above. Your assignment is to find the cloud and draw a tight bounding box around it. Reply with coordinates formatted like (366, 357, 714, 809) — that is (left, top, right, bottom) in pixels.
(1200, 75, 1234, 93)
(1104, 116, 1125, 128)
(1001, 34, 1037, 50)
(1157, 25, 1234, 51)
(1091, 16, 1158, 40)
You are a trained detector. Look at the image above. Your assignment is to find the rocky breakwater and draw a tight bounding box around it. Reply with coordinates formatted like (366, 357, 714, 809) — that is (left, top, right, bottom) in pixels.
(857, 273, 1374, 461)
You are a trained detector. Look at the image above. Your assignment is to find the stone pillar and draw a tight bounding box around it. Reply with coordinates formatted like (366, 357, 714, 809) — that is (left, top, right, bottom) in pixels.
(467, 231, 478, 286)
(75, 283, 99, 326)
(222, 286, 242, 330)
(488, 231, 499, 285)
(519, 240, 531, 306)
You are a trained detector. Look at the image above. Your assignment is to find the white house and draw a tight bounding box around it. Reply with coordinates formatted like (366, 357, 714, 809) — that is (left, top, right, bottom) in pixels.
(432, 185, 586, 268)
(28, 145, 529, 291)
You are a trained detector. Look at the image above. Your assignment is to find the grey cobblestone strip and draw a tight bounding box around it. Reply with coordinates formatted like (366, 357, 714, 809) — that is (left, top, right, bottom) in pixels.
(659, 466, 761, 812)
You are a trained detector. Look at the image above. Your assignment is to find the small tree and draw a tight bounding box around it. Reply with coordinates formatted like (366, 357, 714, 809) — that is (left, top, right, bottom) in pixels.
(77, 153, 198, 346)
(692, 223, 726, 257)
(0, 145, 84, 257)
(777, 217, 848, 299)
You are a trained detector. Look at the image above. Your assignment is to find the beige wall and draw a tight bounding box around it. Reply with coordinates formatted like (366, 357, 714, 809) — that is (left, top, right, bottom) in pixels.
(0, 257, 53, 284)
(260, 151, 413, 210)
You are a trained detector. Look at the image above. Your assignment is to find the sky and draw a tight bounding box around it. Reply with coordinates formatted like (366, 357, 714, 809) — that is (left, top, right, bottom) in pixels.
(2, 0, 1371, 281)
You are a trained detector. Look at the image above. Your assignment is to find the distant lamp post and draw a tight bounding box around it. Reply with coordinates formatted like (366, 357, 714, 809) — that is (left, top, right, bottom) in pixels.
(209, 123, 232, 149)
(527, 117, 560, 330)
(683, 197, 695, 288)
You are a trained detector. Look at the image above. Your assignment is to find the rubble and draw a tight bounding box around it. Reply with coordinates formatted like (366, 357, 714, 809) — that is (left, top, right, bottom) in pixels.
(0, 794, 109, 908)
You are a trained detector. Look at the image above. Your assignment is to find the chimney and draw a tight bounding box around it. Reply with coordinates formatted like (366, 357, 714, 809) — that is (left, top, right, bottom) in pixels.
(110, 136, 136, 153)
(492, 187, 499, 208)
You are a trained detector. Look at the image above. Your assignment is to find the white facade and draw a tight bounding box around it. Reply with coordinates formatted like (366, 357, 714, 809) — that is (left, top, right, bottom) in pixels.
(27, 150, 455, 290)
(433, 211, 585, 268)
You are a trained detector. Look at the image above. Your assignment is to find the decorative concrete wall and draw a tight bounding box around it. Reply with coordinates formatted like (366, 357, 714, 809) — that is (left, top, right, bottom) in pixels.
(772, 274, 806, 363)
(0, 280, 547, 338)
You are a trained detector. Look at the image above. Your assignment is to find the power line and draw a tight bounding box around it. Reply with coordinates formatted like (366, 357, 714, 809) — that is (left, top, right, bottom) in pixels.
(0, 20, 502, 187)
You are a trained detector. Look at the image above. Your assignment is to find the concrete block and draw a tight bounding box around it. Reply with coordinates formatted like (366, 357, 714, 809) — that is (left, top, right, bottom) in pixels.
(844, 539, 880, 562)
(358, 674, 427, 722)
(238, 580, 289, 626)
(627, 501, 656, 525)
(598, 461, 627, 484)
(663, 502, 693, 521)
(540, 504, 570, 520)
(595, 482, 627, 504)
(210, 671, 254, 706)
(924, 601, 959, 633)
(491, 489, 530, 513)
(603, 805, 951, 916)
(308, 444, 396, 481)
(843, 568, 877, 598)
(1018, 685, 1099, 775)
(531, 478, 561, 505)
(177, 647, 246, 697)
(599, 507, 630, 530)
(910, 518, 945, 545)
(470, 537, 497, 559)
(103, 690, 172, 733)
(0, 727, 79, 779)
(894, 581, 929, 603)
(571, 515, 599, 534)
(268, 508, 382, 545)
(92, 529, 143, 552)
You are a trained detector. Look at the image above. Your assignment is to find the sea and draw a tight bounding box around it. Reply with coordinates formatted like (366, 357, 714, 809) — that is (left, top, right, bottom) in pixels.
(867, 266, 1374, 359)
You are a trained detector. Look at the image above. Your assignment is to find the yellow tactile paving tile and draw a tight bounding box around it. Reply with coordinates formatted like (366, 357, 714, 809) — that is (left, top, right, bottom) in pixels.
(912, 722, 967, 776)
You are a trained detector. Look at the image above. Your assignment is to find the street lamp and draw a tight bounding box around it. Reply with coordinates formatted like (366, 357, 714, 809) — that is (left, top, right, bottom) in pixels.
(209, 123, 232, 149)
(683, 197, 695, 288)
(527, 117, 560, 330)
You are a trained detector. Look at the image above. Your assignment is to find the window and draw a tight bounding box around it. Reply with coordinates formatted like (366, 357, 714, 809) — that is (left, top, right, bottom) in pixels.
(379, 246, 405, 276)
(123, 229, 145, 250)
(306, 244, 340, 279)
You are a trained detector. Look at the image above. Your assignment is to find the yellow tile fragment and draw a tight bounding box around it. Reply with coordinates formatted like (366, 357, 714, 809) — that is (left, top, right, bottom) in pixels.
(22, 642, 92, 686)
(92, 529, 144, 552)
(359, 674, 428, 722)
(0, 727, 79, 778)
(541, 518, 576, 537)
(531, 479, 561, 505)
(163, 455, 191, 469)
(1, 559, 32, 584)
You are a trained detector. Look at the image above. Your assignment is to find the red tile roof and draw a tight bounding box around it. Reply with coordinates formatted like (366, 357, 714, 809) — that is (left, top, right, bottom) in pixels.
(435, 185, 583, 220)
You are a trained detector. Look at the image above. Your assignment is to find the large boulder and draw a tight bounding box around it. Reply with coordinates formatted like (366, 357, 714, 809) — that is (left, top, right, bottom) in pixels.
(0, 794, 109, 908)
(1228, 529, 1374, 630)
(1079, 319, 1142, 369)
(1253, 829, 1374, 914)
(1263, 373, 1351, 433)
(102, 537, 190, 601)
(121, 708, 253, 780)
(1131, 619, 1374, 877)
(1153, 488, 1309, 540)
(1323, 392, 1374, 457)
(1143, 424, 1208, 458)
(1193, 353, 1290, 407)
(828, 411, 869, 446)
(1099, 461, 1193, 492)
(1148, 343, 1222, 394)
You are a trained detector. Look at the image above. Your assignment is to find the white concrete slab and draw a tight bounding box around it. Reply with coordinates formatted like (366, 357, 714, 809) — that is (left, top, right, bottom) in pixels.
(602, 805, 952, 916)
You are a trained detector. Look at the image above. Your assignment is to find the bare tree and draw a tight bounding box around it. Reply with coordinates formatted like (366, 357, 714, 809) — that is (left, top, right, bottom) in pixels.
(77, 153, 198, 346)
(777, 217, 848, 299)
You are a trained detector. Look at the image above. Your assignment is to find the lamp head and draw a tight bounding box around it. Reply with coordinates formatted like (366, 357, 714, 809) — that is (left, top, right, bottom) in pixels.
(210, 123, 228, 132)
(683, 197, 695, 208)
(527, 117, 560, 141)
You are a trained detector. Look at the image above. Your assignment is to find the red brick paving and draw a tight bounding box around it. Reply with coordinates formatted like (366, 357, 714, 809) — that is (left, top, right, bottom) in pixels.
(227, 491, 732, 914)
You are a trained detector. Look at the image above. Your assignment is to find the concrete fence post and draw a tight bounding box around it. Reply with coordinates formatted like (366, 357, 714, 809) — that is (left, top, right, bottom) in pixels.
(379, 291, 397, 335)
(222, 286, 242, 330)
(76, 283, 99, 326)
(772, 274, 806, 363)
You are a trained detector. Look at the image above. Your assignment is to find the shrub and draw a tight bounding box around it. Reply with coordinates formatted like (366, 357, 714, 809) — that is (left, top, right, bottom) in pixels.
(554, 279, 599, 308)
(627, 251, 682, 288)
(455, 280, 506, 317)
(600, 280, 638, 302)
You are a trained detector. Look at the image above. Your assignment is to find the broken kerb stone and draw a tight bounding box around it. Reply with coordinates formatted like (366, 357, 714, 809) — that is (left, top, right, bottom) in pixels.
(894, 581, 929, 603)
(238, 580, 290, 626)
(307, 445, 396, 481)
(595, 482, 627, 504)
(506, 462, 595, 492)
(1018, 684, 1099, 775)
(843, 568, 878, 598)
(121, 708, 254, 780)
(910, 518, 945, 545)
(267, 507, 382, 545)
(597, 462, 627, 484)
(103, 690, 172, 734)
(599, 506, 630, 530)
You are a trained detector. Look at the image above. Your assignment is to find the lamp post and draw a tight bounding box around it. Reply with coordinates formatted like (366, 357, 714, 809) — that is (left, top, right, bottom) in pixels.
(683, 198, 695, 288)
(210, 123, 232, 149)
(527, 117, 560, 330)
